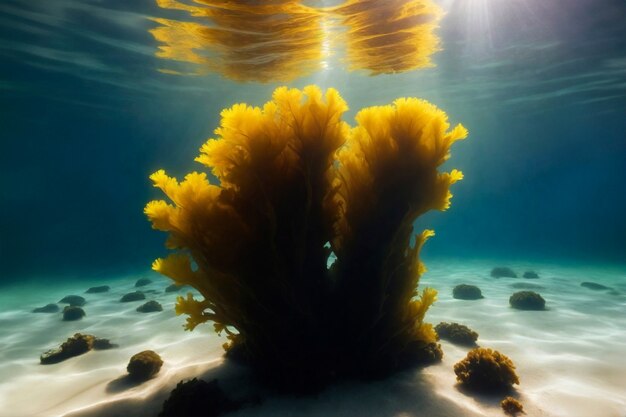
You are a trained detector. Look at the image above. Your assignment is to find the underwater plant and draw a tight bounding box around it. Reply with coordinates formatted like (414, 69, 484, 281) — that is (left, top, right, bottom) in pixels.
(40, 333, 115, 364)
(145, 85, 467, 387)
(501, 396, 525, 415)
(40, 333, 95, 364)
(454, 348, 520, 392)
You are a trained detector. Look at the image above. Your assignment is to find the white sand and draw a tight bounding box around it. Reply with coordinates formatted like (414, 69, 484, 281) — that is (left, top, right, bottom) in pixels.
(0, 259, 625, 417)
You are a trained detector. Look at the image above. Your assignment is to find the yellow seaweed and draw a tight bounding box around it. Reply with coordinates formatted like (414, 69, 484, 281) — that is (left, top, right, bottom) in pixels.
(501, 396, 525, 416)
(454, 347, 520, 391)
(146, 85, 467, 387)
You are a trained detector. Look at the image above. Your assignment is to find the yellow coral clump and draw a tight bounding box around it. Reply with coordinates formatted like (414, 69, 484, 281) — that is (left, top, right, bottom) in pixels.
(146, 85, 467, 386)
(454, 347, 520, 392)
(501, 396, 525, 416)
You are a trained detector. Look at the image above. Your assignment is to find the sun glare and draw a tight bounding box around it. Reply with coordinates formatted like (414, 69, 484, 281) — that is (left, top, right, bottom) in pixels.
(440, 0, 547, 55)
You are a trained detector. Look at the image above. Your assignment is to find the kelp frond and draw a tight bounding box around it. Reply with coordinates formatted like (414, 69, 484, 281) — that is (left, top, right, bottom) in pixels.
(145, 85, 467, 387)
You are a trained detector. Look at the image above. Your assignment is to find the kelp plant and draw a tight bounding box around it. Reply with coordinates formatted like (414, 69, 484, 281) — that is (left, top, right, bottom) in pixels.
(145, 85, 467, 388)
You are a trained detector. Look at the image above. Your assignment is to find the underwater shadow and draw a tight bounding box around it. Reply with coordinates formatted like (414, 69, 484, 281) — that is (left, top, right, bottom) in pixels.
(454, 383, 520, 407)
(219, 365, 481, 417)
(69, 358, 507, 417)
(67, 361, 248, 417)
(106, 375, 147, 393)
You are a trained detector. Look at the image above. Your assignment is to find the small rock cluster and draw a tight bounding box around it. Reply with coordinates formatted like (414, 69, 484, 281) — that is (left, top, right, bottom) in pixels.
(435, 322, 478, 346)
(40, 333, 116, 364)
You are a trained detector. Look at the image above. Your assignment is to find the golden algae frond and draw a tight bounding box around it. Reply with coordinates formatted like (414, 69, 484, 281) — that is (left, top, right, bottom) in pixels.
(454, 348, 520, 391)
(331, 0, 443, 74)
(150, 0, 443, 81)
(150, 0, 326, 82)
(145, 86, 467, 388)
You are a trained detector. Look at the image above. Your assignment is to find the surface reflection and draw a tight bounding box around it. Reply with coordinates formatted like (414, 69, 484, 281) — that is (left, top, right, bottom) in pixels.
(150, 0, 442, 81)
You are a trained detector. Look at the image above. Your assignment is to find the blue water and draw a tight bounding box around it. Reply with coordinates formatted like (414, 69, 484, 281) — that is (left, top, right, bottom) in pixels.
(0, 0, 625, 284)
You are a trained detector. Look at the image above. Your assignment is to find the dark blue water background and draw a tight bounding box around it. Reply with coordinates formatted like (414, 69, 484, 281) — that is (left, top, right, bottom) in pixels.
(1, 0, 625, 284)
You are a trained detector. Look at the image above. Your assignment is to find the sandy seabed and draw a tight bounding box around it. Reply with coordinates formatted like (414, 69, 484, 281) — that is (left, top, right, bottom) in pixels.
(0, 259, 624, 417)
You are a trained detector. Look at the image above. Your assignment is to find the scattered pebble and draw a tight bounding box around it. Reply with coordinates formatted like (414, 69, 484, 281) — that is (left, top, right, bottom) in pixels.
(580, 282, 612, 291)
(491, 267, 517, 278)
(137, 300, 163, 313)
(135, 278, 153, 287)
(86, 285, 110, 293)
(58, 295, 86, 307)
(120, 291, 146, 302)
(165, 284, 184, 293)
